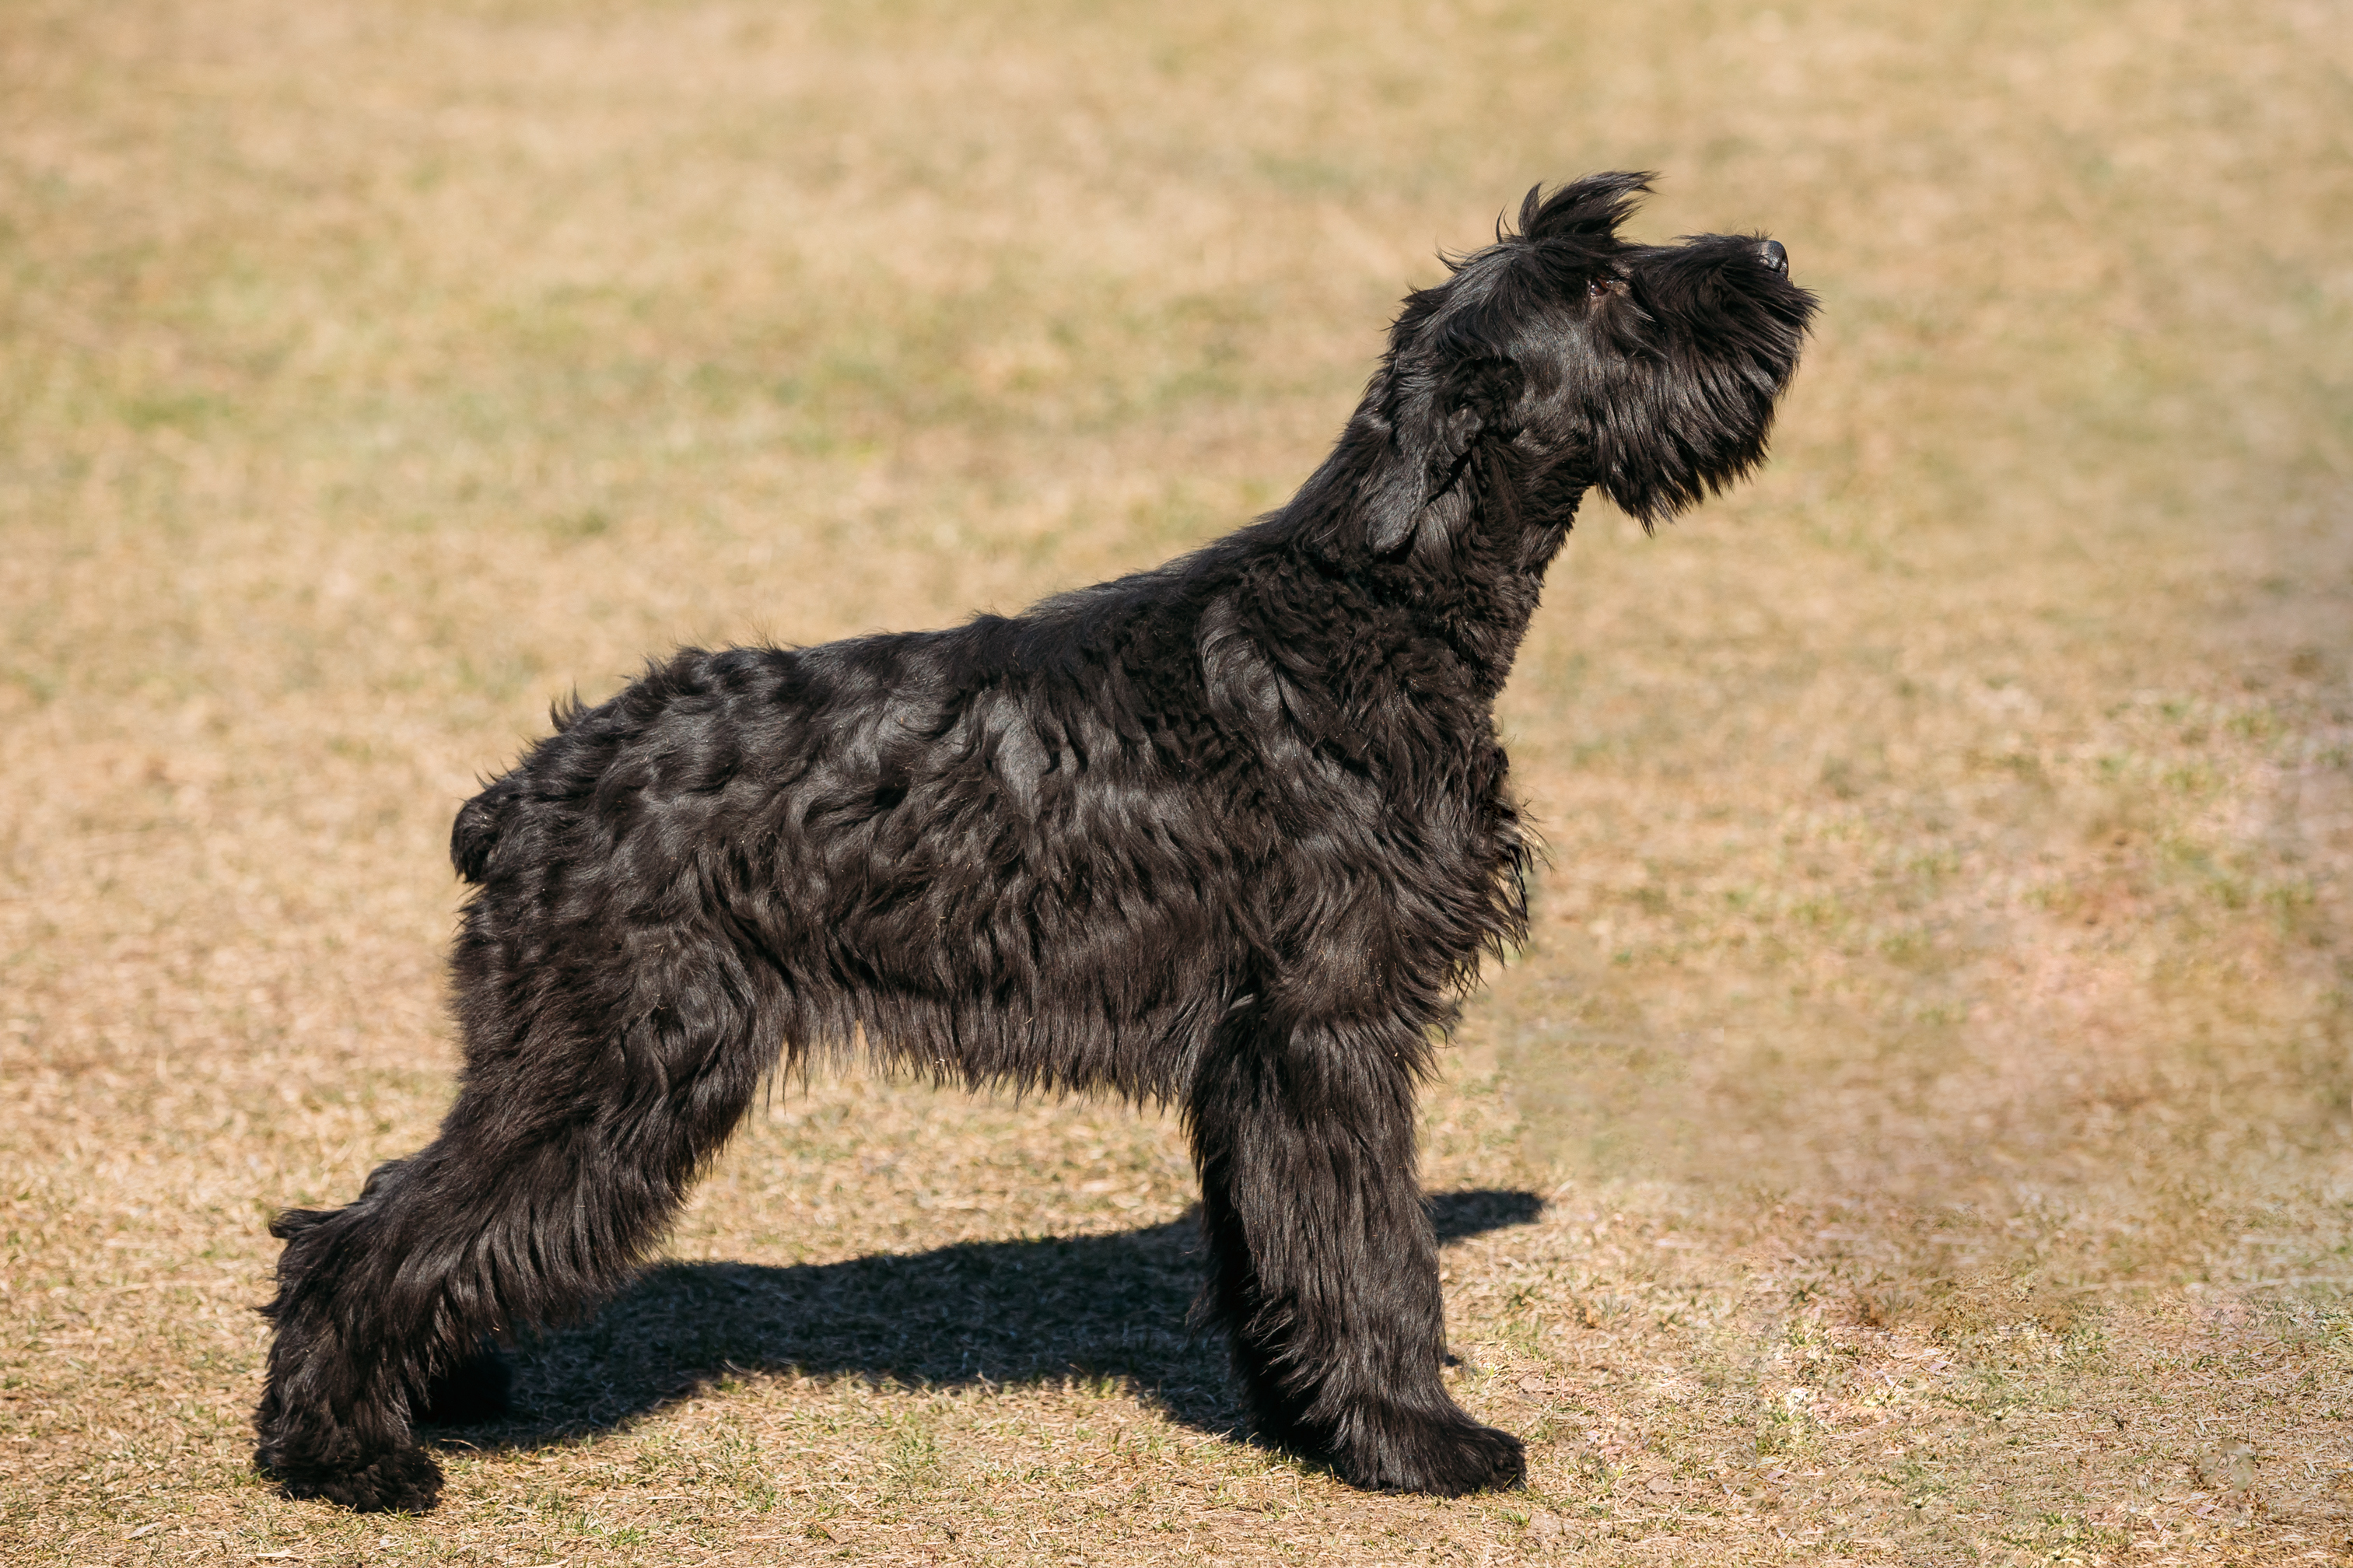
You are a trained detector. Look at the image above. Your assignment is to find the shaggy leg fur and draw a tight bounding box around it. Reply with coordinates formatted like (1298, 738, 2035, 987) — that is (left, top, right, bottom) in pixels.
(1190, 1010, 1524, 1494)
(257, 924, 771, 1510)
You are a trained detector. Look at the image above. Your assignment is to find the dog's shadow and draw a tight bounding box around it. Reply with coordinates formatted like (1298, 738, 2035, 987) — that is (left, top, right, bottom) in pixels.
(450, 1188, 1542, 1449)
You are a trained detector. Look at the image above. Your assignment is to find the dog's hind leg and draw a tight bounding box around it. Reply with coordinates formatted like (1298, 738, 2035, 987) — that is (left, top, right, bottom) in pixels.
(1187, 1008, 1525, 1496)
(255, 921, 776, 1511)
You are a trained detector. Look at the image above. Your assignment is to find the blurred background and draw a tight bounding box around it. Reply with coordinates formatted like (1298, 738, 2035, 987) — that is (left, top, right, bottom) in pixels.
(3, 1, 2348, 1562)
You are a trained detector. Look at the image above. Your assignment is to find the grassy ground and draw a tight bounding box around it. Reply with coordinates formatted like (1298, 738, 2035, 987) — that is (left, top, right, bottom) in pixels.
(3, 0, 2350, 1563)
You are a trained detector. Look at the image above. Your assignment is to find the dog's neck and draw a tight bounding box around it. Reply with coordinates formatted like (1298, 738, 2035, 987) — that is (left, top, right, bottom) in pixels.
(1387, 498, 1575, 701)
(1281, 438, 1581, 704)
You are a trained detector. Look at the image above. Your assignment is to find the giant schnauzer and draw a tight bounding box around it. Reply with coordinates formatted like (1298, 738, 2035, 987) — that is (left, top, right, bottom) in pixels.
(257, 173, 1816, 1511)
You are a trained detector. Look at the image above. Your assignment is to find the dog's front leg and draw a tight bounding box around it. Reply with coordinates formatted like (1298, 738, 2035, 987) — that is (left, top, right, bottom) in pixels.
(1185, 1010, 1525, 1496)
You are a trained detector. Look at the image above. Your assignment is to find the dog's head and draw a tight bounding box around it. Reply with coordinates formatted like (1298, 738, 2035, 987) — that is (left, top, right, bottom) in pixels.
(1357, 172, 1818, 553)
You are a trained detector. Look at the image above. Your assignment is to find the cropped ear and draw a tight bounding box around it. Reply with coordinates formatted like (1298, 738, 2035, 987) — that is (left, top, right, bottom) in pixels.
(1366, 355, 1525, 555)
(1514, 171, 1653, 243)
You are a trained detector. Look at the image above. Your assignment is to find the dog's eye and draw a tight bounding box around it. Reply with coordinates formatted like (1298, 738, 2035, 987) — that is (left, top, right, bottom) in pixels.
(1586, 276, 1625, 300)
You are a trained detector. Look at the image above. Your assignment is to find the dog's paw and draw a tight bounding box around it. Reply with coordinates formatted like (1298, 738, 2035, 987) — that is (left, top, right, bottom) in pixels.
(264, 1444, 444, 1514)
(417, 1346, 512, 1427)
(1329, 1409, 1526, 1497)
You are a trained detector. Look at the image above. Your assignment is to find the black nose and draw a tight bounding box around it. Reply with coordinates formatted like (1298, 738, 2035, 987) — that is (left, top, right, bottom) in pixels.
(1758, 239, 1789, 275)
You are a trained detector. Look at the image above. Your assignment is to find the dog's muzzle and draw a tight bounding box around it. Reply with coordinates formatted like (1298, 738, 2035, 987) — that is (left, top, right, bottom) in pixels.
(1758, 240, 1789, 275)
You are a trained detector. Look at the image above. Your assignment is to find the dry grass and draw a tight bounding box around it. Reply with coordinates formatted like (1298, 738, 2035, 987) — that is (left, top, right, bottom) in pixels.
(3, 0, 2350, 1563)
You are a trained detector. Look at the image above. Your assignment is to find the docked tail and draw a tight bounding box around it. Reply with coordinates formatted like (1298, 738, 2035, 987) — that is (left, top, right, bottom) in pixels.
(451, 691, 586, 884)
(450, 775, 519, 884)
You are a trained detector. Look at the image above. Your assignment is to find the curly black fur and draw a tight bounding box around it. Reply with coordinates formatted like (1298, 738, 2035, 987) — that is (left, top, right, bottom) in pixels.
(256, 173, 1816, 1511)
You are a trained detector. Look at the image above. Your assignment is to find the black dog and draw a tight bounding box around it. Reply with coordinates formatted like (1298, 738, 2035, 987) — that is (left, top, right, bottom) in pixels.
(257, 173, 1815, 1512)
